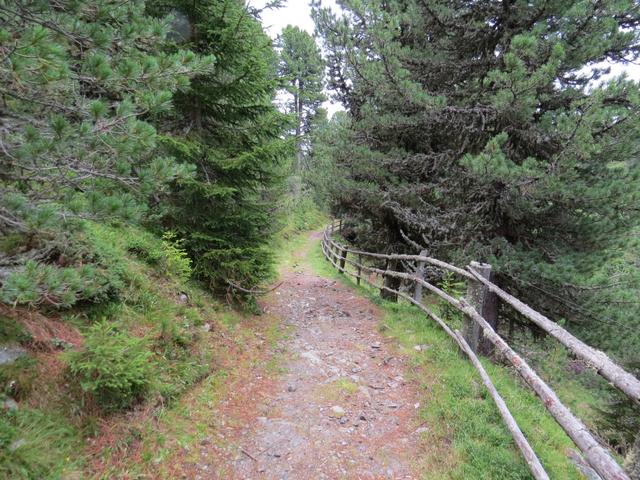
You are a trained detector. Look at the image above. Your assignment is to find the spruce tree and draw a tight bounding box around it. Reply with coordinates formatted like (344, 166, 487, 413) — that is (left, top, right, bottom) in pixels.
(149, 0, 291, 293)
(312, 1, 640, 354)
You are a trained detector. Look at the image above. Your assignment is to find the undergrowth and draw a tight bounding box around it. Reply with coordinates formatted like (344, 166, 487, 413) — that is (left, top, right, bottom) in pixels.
(0, 222, 238, 478)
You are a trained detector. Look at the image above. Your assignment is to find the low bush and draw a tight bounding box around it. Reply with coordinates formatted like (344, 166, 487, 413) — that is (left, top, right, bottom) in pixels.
(66, 321, 153, 411)
(0, 223, 129, 309)
(160, 231, 192, 282)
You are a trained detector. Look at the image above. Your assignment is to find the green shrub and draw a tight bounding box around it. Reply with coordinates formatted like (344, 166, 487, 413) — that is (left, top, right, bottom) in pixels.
(67, 321, 153, 411)
(0, 261, 118, 308)
(0, 316, 31, 344)
(161, 231, 192, 282)
(125, 229, 192, 282)
(0, 222, 129, 309)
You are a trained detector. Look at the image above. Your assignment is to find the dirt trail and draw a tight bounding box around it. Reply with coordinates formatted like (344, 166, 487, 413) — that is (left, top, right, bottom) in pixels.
(194, 232, 424, 479)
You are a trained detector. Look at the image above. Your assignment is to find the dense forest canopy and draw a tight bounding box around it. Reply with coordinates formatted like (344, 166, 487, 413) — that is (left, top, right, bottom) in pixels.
(312, 0, 640, 357)
(2, 0, 640, 476)
(0, 0, 290, 305)
(0, 0, 213, 307)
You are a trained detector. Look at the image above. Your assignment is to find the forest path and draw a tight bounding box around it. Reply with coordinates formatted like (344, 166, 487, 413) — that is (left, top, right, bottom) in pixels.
(189, 231, 425, 479)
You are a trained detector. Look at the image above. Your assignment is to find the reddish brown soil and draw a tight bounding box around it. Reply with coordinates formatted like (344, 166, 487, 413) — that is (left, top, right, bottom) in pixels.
(182, 233, 426, 479)
(0, 304, 83, 348)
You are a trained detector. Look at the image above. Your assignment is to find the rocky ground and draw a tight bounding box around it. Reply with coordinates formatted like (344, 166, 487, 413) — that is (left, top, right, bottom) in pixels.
(187, 233, 427, 479)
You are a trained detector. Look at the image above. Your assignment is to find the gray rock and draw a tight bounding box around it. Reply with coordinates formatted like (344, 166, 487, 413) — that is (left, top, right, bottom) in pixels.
(301, 351, 322, 365)
(0, 344, 27, 365)
(329, 406, 345, 418)
(3, 398, 18, 411)
(9, 438, 26, 452)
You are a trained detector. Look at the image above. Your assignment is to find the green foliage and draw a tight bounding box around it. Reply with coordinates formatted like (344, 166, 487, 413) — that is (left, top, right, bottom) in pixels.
(67, 321, 153, 411)
(282, 195, 327, 234)
(0, 408, 82, 480)
(0, 357, 38, 401)
(312, 1, 640, 361)
(1, 1, 212, 228)
(439, 273, 466, 328)
(150, 0, 291, 293)
(126, 229, 192, 282)
(160, 232, 192, 283)
(1, 261, 114, 308)
(276, 24, 326, 171)
(597, 360, 640, 452)
(0, 222, 131, 308)
(0, 0, 212, 308)
(0, 316, 32, 344)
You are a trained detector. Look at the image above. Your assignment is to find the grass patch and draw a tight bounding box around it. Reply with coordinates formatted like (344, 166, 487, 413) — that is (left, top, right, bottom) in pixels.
(317, 377, 360, 402)
(0, 408, 83, 480)
(307, 239, 582, 479)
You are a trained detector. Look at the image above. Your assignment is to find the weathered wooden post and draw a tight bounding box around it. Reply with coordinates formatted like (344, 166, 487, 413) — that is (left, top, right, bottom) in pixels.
(356, 254, 362, 285)
(339, 247, 347, 274)
(413, 250, 428, 304)
(625, 434, 640, 479)
(463, 261, 499, 355)
(380, 258, 400, 302)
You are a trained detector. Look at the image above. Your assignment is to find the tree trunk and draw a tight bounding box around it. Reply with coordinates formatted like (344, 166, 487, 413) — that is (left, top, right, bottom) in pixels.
(380, 259, 401, 302)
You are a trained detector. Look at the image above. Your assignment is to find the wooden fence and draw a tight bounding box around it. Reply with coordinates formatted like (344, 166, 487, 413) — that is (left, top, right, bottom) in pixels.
(321, 221, 639, 480)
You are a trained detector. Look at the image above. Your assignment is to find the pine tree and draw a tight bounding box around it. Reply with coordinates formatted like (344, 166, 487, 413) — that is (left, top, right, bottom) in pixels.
(0, 0, 212, 306)
(312, 1, 640, 353)
(276, 25, 326, 172)
(149, 0, 291, 294)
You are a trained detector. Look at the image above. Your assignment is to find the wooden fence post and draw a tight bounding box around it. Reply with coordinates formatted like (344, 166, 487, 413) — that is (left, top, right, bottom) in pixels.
(356, 254, 362, 285)
(380, 259, 400, 302)
(413, 250, 428, 303)
(339, 248, 347, 274)
(463, 261, 498, 355)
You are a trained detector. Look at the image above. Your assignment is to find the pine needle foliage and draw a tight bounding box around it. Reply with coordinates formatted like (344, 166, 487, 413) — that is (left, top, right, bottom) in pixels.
(149, 0, 292, 294)
(312, 0, 640, 357)
(0, 0, 213, 306)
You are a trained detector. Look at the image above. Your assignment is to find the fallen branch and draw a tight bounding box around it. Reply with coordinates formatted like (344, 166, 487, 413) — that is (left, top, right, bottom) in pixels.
(240, 448, 257, 462)
(226, 279, 284, 296)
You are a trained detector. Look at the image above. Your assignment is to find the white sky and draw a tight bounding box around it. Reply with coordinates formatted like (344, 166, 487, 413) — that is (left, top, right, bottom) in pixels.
(250, 1, 640, 115)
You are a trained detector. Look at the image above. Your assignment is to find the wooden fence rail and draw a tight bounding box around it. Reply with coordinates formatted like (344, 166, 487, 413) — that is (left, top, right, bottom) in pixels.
(321, 222, 636, 480)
